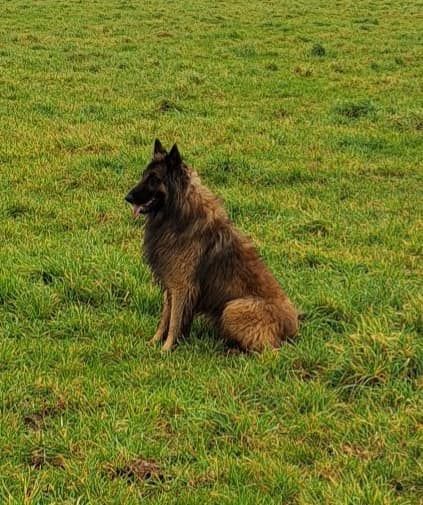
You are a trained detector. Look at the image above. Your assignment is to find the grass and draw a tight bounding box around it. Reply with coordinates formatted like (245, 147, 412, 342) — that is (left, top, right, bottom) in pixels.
(0, 0, 422, 503)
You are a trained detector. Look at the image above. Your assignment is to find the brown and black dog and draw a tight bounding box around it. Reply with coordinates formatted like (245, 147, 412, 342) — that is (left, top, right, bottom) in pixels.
(125, 140, 298, 351)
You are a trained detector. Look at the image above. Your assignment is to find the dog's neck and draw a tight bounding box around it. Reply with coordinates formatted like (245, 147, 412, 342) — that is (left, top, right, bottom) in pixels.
(185, 170, 229, 224)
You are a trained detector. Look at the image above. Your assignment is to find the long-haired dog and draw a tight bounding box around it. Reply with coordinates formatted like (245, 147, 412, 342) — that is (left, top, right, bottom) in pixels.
(125, 140, 299, 351)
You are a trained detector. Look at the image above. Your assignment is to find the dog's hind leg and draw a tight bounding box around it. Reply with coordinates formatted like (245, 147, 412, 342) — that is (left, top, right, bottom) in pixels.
(150, 290, 170, 344)
(221, 297, 296, 352)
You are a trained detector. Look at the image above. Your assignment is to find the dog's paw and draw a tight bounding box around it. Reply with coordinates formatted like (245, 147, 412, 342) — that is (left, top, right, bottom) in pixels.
(161, 342, 174, 352)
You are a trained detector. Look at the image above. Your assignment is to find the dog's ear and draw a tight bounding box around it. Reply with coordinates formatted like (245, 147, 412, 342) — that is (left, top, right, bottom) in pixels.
(153, 138, 167, 158)
(166, 143, 182, 170)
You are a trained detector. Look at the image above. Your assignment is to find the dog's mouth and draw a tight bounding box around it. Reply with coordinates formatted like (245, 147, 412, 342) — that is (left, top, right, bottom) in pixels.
(132, 198, 156, 218)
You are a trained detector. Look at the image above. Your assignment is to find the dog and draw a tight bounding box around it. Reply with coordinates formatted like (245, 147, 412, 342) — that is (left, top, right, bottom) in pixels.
(125, 140, 299, 351)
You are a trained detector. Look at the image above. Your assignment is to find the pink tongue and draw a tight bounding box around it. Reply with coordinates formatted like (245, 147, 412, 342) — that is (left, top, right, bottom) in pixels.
(132, 204, 142, 218)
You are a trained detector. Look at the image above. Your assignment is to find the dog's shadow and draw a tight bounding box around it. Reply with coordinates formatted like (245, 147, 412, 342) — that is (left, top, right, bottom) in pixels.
(178, 316, 238, 355)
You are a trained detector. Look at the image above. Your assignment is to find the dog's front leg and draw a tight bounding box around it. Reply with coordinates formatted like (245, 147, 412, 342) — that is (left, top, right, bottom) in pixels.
(150, 290, 170, 344)
(162, 288, 194, 352)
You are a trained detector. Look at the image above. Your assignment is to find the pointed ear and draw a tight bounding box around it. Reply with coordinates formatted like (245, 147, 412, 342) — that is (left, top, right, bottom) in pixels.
(153, 138, 167, 158)
(167, 143, 182, 168)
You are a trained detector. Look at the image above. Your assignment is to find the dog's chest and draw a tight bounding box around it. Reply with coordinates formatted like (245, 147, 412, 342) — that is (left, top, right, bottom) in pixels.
(143, 225, 197, 286)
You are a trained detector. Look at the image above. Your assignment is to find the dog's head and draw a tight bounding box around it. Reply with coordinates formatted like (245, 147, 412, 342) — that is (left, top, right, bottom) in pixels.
(125, 139, 187, 218)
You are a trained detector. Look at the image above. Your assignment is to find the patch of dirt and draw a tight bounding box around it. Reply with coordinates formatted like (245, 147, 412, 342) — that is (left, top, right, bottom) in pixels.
(29, 448, 66, 469)
(158, 99, 181, 113)
(105, 458, 164, 483)
(23, 398, 67, 430)
(156, 31, 173, 38)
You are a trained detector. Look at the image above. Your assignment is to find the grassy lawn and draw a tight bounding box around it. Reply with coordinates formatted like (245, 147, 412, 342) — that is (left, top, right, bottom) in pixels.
(0, 0, 422, 503)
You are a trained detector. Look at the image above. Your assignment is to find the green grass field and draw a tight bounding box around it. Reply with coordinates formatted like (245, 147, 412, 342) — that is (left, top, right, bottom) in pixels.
(1, 0, 422, 503)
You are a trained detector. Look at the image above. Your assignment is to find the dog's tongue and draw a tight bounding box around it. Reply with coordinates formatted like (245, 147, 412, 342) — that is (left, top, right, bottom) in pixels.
(132, 204, 142, 218)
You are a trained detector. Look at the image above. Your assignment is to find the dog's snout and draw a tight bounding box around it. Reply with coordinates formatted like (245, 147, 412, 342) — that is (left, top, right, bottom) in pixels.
(125, 192, 135, 204)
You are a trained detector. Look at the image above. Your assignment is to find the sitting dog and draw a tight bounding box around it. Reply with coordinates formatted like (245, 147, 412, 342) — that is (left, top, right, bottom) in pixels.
(125, 140, 298, 351)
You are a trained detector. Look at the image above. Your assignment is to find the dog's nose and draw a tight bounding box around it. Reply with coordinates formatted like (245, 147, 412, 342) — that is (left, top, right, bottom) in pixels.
(125, 193, 134, 204)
